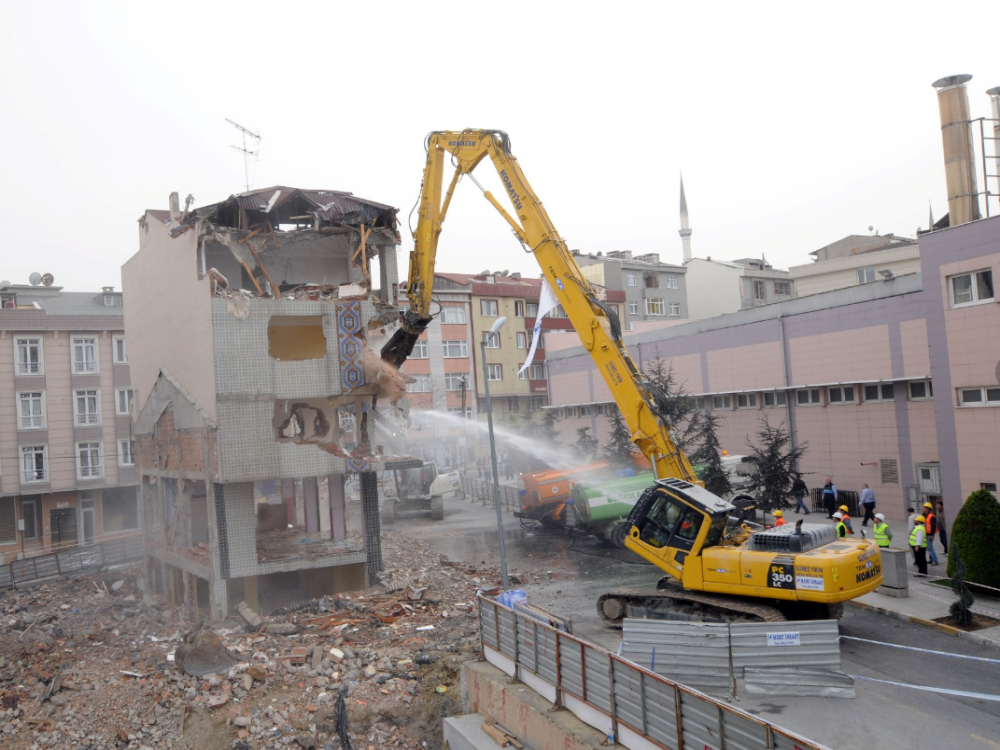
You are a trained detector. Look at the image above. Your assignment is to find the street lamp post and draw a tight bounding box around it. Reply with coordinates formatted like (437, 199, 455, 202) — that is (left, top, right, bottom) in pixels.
(481, 316, 510, 591)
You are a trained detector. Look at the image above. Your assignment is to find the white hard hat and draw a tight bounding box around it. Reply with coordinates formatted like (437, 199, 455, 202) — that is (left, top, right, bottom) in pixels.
(874, 513, 885, 521)
(833, 511, 843, 519)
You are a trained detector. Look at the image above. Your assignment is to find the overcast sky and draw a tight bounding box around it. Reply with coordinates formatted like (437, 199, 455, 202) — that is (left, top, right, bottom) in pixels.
(1, 2, 998, 292)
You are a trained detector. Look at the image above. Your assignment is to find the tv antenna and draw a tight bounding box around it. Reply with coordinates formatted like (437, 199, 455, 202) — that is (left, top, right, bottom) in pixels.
(225, 118, 261, 193)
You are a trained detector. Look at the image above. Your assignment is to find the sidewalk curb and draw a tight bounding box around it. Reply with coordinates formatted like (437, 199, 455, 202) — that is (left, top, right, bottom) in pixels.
(848, 600, 1000, 650)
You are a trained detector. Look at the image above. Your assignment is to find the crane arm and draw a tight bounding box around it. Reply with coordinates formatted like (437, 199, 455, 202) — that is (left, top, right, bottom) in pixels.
(381, 130, 697, 483)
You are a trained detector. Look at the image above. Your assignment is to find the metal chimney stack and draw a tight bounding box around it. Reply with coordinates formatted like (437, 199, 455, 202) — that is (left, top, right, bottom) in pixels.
(932, 75, 981, 226)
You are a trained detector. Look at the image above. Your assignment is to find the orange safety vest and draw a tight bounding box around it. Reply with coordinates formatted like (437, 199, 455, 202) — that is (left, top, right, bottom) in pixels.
(774, 518, 786, 527)
(924, 512, 936, 536)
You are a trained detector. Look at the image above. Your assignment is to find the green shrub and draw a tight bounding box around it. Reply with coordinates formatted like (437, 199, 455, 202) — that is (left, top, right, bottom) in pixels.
(946, 489, 1000, 587)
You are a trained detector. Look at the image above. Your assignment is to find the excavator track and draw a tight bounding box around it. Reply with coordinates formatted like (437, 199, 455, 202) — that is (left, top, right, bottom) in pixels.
(598, 579, 788, 625)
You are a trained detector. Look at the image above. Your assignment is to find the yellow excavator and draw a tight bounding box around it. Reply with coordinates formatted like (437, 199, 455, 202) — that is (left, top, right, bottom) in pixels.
(381, 130, 882, 623)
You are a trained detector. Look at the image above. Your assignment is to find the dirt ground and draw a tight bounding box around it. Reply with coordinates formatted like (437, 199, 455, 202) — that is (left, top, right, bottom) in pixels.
(0, 534, 525, 750)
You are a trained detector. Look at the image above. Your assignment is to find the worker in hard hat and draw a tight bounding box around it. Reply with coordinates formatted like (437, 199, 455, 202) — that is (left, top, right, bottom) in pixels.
(773, 510, 786, 527)
(833, 511, 848, 539)
(872, 513, 892, 548)
(910, 515, 928, 576)
(838, 505, 854, 535)
(922, 501, 939, 566)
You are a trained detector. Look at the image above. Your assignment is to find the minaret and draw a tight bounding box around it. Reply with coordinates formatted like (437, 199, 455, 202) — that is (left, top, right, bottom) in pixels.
(679, 174, 693, 262)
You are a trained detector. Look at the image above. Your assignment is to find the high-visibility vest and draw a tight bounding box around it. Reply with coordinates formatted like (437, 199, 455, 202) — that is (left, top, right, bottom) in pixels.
(909, 526, 926, 548)
(836, 521, 847, 538)
(924, 512, 936, 536)
(873, 522, 891, 547)
(774, 518, 786, 527)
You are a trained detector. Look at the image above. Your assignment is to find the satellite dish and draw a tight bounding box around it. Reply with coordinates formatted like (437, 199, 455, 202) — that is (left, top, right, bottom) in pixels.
(41, 273, 54, 287)
(29, 272, 42, 286)
(501, 269, 509, 276)
(0, 280, 10, 289)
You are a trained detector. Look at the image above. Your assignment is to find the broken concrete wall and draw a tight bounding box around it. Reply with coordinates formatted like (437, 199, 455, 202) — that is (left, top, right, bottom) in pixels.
(124, 215, 217, 424)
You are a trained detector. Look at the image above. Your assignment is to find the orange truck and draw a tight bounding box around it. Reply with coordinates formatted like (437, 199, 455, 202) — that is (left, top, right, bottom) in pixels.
(516, 461, 612, 526)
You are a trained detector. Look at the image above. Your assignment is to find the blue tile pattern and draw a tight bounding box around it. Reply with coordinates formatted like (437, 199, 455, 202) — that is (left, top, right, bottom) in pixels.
(337, 301, 366, 392)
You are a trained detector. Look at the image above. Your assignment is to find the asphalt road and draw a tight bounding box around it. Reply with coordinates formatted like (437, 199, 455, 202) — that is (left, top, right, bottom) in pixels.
(389, 492, 1000, 750)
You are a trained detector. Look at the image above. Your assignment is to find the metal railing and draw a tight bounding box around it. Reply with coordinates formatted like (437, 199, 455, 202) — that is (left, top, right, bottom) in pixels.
(456, 477, 519, 512)
(478, 595, 830, 750)
(0, 533, 143, 590)
(810, 488, 859, 516)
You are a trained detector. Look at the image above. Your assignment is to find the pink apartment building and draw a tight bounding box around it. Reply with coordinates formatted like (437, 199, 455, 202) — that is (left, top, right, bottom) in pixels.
(545, 214, 1000, 520)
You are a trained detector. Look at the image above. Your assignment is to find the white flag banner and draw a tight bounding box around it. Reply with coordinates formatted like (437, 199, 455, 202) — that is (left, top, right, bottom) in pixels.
(518, 279, 559, 377)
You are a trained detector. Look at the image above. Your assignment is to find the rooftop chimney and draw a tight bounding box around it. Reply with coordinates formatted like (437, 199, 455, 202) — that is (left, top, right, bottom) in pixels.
(932, 75, 981, 227)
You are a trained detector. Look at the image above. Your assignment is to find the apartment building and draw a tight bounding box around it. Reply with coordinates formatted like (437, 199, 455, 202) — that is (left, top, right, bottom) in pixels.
(684, 257, 794, 319)
(0, 280, 139, 564)
(575, 250, 688, 328)
(789, 234, 920, 297)
(123, 187, 411, 618)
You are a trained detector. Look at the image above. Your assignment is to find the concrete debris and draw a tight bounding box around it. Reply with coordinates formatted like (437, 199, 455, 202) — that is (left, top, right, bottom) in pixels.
(0, 534, 530, 750)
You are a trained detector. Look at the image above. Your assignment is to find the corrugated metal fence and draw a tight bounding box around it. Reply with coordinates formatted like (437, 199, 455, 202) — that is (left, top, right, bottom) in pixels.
(457, 477, 518, 512)
(621, 618, 853, 699)
(479, 596, 831, 750)
(0, 534, 143, 590)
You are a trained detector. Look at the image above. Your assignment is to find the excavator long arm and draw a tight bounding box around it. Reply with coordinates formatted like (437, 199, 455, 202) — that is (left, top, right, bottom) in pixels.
(380, 130, 697, 484)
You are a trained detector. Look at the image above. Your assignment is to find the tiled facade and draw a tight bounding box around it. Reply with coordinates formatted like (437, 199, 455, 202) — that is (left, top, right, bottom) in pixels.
(0, 283, 139, 564)
(546, 215, 1000, 521)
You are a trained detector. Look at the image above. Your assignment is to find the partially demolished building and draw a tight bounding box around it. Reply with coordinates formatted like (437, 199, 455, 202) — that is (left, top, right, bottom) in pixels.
(123, 187, 414, 618)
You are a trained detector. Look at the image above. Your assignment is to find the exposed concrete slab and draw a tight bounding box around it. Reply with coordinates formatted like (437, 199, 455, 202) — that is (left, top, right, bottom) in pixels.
(463, 660, 607, 750)
(443, 715, 506, 750)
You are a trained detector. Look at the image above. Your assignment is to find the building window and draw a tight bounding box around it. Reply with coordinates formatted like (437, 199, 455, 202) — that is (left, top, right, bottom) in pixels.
(981, 483, 998, 498)
(774, 281, 791, 296)
(442, 340, 468, 358)
(267, 316, 326, 360)
(119, 439, 136, 466)
(796, 388, 821, 405)
(0, 499, 13, 545)
(665, 275, 679, 289)
(668, 303, 681, 317)
(447, 407, 472, 419)
(565, 406, 579, 418)
(628, 301, 639, 316)
(75, 389, 101, 425)
(21, 497, 40, 540)
(762, 391, 787, 408)
(580, 405, 593, 416)
(104, 293, 123, 307)
(411, 340, 428, 359)
(828, 386, 855, 404)
(908, 380, 933, 400)
(444, 373, 469, 391)
(712, 395, 731, 410)
(736, 393, 757, 409)
(519, 364, 544, 380)
(508, 398, 519, 413)
(627, 273, 637, 287)
(516, 332, 528, 349)
(77, 442, 103, 479)
(481, 299, 498, 316)
(551, 305, 569, 319)
(18, 391, 45, 429)
(949, 269, 994, 307)
(857, 266, 877, 284)
(526, 302, 538, 317)
(958, 386, 1000, 406)
(863, 383, 895, 403)
(21, 446, 47, 483)
(15, 337, 43, 375)
(486, 364, 502, 381)
(116, 388, 134, 415)
(596, 403, 610, 416)
(484, 332, 501, 349)
(72, 337, 98, 374)
(441, 306, 467, 324)
(646, 299, 665, 316)
(514, 301, 525, 317)
(644, 276, 659, 289)
(753, 280, 767, 300)
(528, 396, 544, 411)
(406, 374, 431, 393)
(113, 336, 127, 364)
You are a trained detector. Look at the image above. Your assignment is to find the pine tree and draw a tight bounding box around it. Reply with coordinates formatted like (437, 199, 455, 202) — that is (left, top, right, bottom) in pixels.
(603, 408, 634, 468)
(743, 416, 807, 513)
(644, 358, 704, 453)
(689, 411, 732, 497)
(574, 427, 599, 461)
(537, 409, 561, 443)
